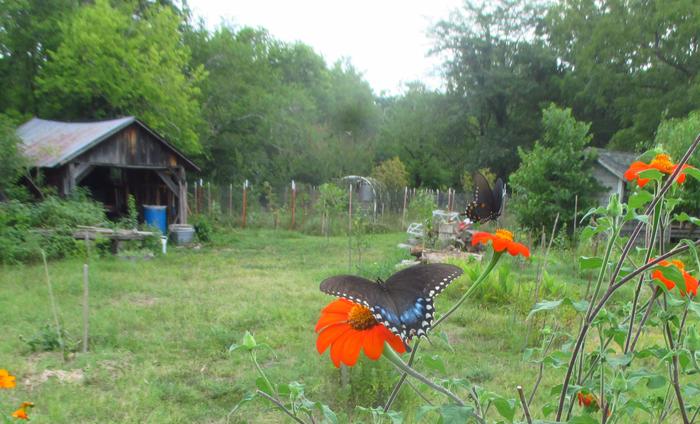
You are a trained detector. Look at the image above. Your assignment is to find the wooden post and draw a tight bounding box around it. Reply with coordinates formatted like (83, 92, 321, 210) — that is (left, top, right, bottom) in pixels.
(207, 181, 212, 214)
(447, 188, 452, 212)
(348, 184, 353, 272)
(436, 189, 440, 208)
(290, 180, 296, 230)
(82, 264, 89, 353)
(229, 183, 233, 216)
(573, 194, 579, 242)
(242, 180, 248, 228)
(401, 186, 408, 228)
(193, 180, 198, 214)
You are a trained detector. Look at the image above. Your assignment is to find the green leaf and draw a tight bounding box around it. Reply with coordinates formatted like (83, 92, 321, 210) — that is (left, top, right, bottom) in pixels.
(688, 326, 700, 352)
(646, 375, 667, 389)
(605, 352, 633, 368)
(683, 166, 700, 182)
(315, 402, 339, 424)
(689, 301, 700, 319)
(423, 354, 447, 374)
(579, 256, 603, 270)
(637, 168, 664, 181)
(528, 298, 589, 320)
(438, 331, 455, 353)
(674, 212, 700, 226)
(438, 405, 475, 424)
(255, 376, 273, 395)
(628, 190, 653, 209)
(568, 415, 598, 424)
(416, 405, 439, 422)
(493, 397, 516, 423)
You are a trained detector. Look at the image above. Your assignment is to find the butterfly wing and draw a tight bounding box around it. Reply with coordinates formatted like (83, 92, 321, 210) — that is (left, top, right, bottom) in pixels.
(382, 264, 463, 340)
(320, 275, 384, 308)
(464, 172, 505, 223)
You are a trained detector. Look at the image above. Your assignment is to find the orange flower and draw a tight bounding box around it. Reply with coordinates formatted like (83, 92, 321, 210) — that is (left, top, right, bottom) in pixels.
(577, 391, 596, 407)
(315, 299, 406, 367)
(651, 259, 698, 297)
(11, 408, 29, 420)
(624, 153, 693, 188)
(471, 229, 530, 257)
(0, 369, 16, 389)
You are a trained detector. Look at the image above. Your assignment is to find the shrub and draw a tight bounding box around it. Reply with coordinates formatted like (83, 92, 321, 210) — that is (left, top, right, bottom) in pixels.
(509, 105, 600, 236)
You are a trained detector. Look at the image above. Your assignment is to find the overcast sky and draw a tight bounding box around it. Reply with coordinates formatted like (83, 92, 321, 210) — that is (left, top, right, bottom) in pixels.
(187, 0, 465, 96)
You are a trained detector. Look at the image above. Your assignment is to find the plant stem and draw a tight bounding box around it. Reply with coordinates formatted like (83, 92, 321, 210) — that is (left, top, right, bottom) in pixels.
(382, 342, 468, 408)
(517, 385, 533, 424)
(256, 390, 306, 424)
(251, 351, 276, 398)
(585, 221, 618, 321)
(625, 198, 662, 353)
(384, 339, 421, 411)
(383, 253, 502, 411)
(41, 249, 66, 361)
(432, 252, 503, 329)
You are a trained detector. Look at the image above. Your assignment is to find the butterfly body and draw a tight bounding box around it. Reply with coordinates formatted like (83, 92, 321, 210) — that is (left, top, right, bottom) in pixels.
(463, 172, 506, 223)
(320, 264, 463, 345)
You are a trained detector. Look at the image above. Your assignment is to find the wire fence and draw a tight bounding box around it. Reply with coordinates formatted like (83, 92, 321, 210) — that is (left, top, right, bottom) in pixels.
(185, 179, 473, 235)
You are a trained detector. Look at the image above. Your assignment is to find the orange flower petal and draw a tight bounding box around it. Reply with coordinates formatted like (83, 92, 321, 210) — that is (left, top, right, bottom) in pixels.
(322, 299, 353, 314)
(507, 241, 530, 258)
(491, 237, 508, 252)
(315, 312, 348, 332)
(362, 326, 385, 360)
(383, 327, 407, 354)
(316, 323, 351, 354)
(685, 274, 698, 297)
(330, 331, 350, 367)
(12, 408, 29, 420)
(341, 329, 364, 366)
(471, 232, 493, 246)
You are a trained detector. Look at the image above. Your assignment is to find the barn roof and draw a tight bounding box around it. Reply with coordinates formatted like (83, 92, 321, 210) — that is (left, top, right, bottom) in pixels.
(592, 148, 637, 180)
(17, 117, 199, 171)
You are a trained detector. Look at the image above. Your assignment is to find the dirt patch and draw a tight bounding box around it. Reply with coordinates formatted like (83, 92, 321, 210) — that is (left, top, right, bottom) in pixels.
(23, 369, 85, 388)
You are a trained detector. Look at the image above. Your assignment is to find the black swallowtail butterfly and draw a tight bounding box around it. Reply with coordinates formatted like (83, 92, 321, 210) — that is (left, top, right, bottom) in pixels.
(320, 264, 463, 347)
(462, 172, 506, 223)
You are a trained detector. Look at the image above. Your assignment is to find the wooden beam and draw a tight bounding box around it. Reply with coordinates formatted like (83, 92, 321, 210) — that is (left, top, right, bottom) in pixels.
(74, 162, 94, 184)
(155, 170, 179, 197)
(177, 167, 188, 225)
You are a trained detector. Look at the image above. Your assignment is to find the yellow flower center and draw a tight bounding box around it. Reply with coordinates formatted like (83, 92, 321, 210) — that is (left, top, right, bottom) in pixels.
(495, 229, 514, 241)
(348, 304, 377, 330)
(650, 153, 674, 174)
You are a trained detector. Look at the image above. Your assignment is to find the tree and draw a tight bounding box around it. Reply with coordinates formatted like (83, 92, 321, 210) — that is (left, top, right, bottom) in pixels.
(432, 0, 562, 176)
(36, 0, 205, 155)
(371, 157, 409, 192)
(0, 114, 26, 195)
(509, 104, 599, 234)
(544, 0, 700, 149)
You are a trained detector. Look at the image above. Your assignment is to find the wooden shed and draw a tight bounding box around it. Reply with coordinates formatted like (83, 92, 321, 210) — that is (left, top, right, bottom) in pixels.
(17, 117, 199, 225)
(590, 148, 637, 206)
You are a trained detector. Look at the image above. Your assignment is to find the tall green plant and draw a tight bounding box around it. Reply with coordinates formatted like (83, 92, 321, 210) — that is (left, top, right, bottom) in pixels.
(509, 104, 599, 235)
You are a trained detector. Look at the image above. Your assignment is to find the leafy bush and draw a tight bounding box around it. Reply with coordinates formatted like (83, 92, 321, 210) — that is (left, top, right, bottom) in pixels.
(0, 193, 107, 263)
(509, 105, 600, 235)
(193, 215, 213, 242)
(0, 114, 26, 196)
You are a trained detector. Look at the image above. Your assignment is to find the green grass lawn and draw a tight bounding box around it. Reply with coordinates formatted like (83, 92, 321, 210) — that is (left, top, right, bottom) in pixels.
(0, 229, 602, 423)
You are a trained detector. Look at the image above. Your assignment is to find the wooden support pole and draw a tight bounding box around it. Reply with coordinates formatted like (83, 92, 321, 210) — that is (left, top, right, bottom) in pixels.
(242, 180, 248, 228)
(229, 183, 233, 216)
(82, 264, 89, 353)
(207, 181, 212, 214)
(290, 180, 297, 230)
(401, 186, 408, 229)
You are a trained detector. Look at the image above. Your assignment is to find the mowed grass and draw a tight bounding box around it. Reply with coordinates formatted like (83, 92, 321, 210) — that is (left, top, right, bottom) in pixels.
(0, 228, 587, 423)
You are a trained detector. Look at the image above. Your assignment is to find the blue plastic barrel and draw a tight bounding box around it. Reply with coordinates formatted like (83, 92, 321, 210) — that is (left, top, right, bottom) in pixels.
(143, 205, 167, 235)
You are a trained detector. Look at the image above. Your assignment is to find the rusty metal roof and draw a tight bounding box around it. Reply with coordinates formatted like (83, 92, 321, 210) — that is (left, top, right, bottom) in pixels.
(18, 117, 136, 168)
(17, 117, 199, 171)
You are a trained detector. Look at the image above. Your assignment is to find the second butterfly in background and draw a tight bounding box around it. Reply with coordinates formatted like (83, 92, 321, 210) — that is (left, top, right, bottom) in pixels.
(462, 171, 506, 224)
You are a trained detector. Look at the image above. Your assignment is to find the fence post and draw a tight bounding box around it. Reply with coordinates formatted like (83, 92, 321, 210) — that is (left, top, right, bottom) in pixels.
(447, 188, 452, 212)
(229, 183, 233, 216)
(82, 263, 89, 353)
(207, 181, 211, 214)
(290, 180, 296, 230)
(401, 186, 408, 229)
(242, 180, 248, 228)
(193, 180, 198, 214)
(348, 184, 353, 272)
